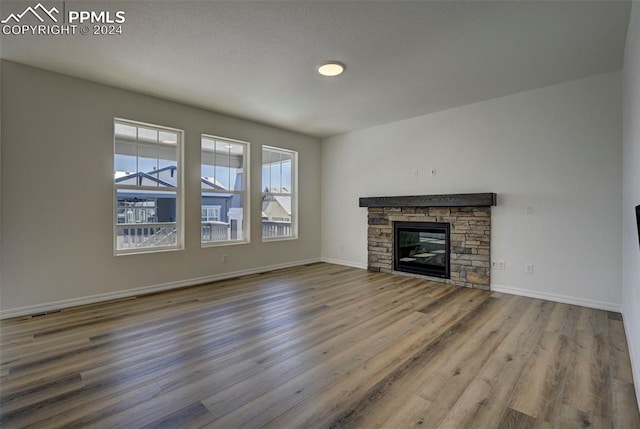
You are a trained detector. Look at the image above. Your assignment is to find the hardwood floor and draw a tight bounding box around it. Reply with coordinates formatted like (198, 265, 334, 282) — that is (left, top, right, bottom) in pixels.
(0, 262, 638, 428)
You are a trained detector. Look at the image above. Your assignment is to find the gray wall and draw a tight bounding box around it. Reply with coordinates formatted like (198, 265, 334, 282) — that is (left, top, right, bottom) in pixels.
(321, 71, 622, 310)
(622, 0, 640, 410)
(0, 60, 321, 314)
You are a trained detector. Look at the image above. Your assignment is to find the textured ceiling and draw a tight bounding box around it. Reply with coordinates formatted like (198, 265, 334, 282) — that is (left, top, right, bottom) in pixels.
(0, 1, 631, 137)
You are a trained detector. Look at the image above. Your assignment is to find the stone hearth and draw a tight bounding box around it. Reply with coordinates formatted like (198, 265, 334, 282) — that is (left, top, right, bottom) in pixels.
(360, 194, 495, 290)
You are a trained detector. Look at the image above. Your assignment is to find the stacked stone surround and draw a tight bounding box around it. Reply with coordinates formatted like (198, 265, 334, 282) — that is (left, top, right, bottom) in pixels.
(367, 206, 491, 289)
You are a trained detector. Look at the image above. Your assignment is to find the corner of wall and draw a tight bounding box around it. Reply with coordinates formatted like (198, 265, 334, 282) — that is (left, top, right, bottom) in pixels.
(622, 0, 640, 412)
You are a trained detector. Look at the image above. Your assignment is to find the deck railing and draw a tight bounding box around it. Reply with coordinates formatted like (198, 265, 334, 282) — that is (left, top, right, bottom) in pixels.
(116, 221, 292, 248)
(262, 221, 292, 238)
(116, 223, 177, 250)
(202, 222, 230, 242)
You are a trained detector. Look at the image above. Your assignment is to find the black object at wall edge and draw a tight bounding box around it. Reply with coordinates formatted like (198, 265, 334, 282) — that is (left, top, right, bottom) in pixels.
(636, 205, 640, 249)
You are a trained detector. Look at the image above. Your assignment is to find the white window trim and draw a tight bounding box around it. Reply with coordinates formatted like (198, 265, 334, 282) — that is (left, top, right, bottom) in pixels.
(262, 145, 298, 242)
(201, 134, 250, 248)
(113, 118, 184, 256)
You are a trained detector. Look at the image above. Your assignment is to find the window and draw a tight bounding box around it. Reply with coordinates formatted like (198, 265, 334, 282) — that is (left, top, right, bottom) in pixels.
(114, 119, 183, 254)
(262, 146, 297, 240)
(201, 135, 249, 245)
(201, 206, 221, 222)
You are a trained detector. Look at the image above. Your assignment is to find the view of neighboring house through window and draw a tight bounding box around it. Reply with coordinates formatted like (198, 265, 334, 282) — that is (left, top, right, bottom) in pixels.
(262, 146, 297, 240)
(201, 135, 249, 245)
(113, 119, 183, 254)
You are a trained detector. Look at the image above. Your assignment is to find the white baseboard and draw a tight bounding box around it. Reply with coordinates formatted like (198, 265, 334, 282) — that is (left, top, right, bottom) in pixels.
(0, 258, 322, 320)
(491, 284, 622, 312)
(318, 264, 623, 312)
(321, 257, 367, 270)
(318, 264, 622, 313)
(3, 262, 622, 319)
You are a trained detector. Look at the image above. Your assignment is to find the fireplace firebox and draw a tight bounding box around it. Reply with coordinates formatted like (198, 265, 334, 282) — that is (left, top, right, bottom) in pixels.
(394, 221, 450, 279)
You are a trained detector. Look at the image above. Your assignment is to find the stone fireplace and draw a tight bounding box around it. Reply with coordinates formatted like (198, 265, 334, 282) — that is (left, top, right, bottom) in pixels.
(360, 193, 496, 290)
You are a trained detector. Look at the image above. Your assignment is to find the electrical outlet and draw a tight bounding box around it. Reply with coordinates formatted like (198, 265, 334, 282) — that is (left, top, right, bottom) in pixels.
(430, 168, 437, 177)
(525, 263, 534, 274)
(492, 260, 506, 270)
(222, 254, 229, 264)
(498, 261, 506, 270)
(411, 169, 419, 178)
(525, 206, 534, 215)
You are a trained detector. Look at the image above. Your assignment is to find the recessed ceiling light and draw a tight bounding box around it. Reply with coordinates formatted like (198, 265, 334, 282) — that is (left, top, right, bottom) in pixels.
(318, 62, 345, 77)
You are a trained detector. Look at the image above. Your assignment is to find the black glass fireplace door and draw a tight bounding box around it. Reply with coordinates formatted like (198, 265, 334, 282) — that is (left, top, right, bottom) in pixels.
(394, 222, 450, 278)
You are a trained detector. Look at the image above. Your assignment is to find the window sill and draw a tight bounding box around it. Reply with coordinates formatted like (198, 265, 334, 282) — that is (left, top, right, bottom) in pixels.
(262, 236, 298, 243)
(114, 246, 183, 257)
(201, 240, 250, 248)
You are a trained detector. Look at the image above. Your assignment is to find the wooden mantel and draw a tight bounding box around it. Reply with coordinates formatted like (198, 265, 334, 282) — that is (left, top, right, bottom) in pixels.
(359, 193, 496, 208)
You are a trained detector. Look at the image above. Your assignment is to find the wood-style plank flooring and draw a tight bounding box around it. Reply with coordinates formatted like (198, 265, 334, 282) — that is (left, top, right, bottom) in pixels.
(0, 263, 638, 428)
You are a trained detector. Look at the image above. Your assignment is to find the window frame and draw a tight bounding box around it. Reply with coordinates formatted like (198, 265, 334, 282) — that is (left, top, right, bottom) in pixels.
(200, 134, 250, 247)
(113, 118, 184, 256)
(261, 145, 298, 242)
